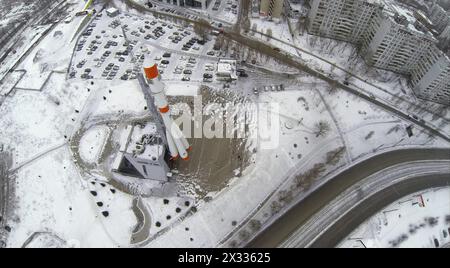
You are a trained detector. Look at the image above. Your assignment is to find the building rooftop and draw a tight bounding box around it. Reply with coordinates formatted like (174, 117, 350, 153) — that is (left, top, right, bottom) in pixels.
(106, 7, 118, 13)
(383, 0, 437, 42)
(216, 59, 238, 80)
(124, 123, 165, 162)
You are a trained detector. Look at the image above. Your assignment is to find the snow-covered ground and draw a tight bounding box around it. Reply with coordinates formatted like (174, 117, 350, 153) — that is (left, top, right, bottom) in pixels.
(79, 126, 110, 164)
(1, 0, 449, 248)
(0, 25, 52, 83)
(339, 187, 450, 248)
(0, 73, 92, 166)
(6, 146, 136, 248)
(14, 19, 83, 89)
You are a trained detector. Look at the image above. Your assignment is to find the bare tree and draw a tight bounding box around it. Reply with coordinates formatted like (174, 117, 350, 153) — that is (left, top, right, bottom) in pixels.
(214, 34, 225, 50)
(326, 146, 346, 165)
(266, 28, 273, 42)
(309, 35, 318, 47)
(238, 229, 250, 241)
(242, 17, 251, 32)
(294, 163, 326, 190)
(193, 18, 210, 41)
(327, 80, 339, 95)
(278, 190, 294, 204)
(270, 201, 282, 215)
(248, 219, 262, 232)
(314, 120, 331, 137)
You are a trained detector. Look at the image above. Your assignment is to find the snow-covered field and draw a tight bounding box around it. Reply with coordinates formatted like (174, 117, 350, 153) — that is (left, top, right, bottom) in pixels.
(0, 25, 52, 83)
(1, 0, 449, 248)
(14, 19, 82, 89)
(79, 126, 110, 164)
(0, 73, 91, 166)
(6, 146, 136, 248)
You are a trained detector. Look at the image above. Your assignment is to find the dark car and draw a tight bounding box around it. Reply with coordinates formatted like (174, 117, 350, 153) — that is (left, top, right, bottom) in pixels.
(161, 60, 170, 65)
(240, 72, 249, 78)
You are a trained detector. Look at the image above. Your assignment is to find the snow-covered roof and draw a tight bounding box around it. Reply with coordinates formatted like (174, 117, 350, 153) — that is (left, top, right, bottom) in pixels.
(106, 7, 119, 14)
(125, 124, 164, 161)
(383, 1, 436, 41)
(217, 59, 236, 74)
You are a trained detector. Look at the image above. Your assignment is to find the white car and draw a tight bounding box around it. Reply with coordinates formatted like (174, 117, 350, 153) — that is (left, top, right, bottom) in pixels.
(154, 56, 162, 61)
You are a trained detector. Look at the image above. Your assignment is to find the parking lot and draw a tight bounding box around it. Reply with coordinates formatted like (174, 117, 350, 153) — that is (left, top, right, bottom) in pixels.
(69, 10, 232, 83)
(207, 0, 240, 22)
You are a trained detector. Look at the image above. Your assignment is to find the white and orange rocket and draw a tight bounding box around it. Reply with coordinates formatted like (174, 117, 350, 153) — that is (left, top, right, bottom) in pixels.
(143, 60, 191, 161)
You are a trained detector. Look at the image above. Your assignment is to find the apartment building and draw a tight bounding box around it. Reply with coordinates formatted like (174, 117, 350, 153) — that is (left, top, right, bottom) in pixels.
(306, 0, 449, 104)
(410, 46, 450, 105)
(429, 3, 450, 33)
(307, 0, 383, 43)
(157, 0, 211, 9)
(438, 24, 450, 50)
(260, 0, 285, 19)
(360, 11, 437, 74)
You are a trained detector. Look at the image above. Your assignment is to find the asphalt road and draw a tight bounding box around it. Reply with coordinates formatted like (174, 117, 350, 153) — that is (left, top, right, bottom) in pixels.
(280, 159, 450, 247)
(247, 148, 450, 248)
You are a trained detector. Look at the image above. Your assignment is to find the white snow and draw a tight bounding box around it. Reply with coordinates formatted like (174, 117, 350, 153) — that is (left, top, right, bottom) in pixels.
(6, 146, 136, 248)
(79, 125, 109, 164)
(2, 0, 449, 249)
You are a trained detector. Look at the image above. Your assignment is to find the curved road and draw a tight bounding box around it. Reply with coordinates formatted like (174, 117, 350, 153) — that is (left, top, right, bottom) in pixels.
(247, 148, 450, 248)
(282, 161, 450, 248)
(309, 173, 450, 248)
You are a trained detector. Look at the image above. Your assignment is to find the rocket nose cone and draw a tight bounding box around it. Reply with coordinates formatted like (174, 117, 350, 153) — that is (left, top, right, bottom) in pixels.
(144, 64, 159, 80)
